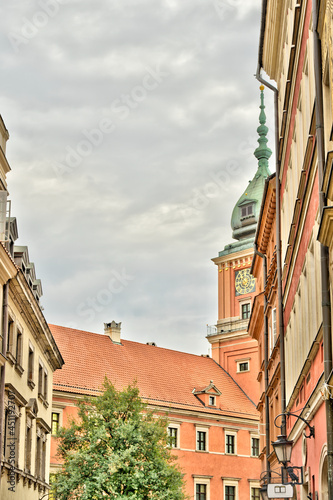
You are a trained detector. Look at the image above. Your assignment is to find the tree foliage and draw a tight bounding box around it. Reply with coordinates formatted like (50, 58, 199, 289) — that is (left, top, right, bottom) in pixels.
(54, 378, 188, 499)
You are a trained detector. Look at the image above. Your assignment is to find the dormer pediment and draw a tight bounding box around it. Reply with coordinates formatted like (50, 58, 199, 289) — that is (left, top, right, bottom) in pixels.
(192, 381, 221, 407)
(238, 198, 257, 207)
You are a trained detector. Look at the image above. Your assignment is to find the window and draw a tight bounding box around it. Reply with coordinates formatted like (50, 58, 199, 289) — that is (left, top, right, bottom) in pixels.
(37, 361, 49, 404)
(196, 484, 207, 500)
(225, 485, 236, 500)
(36, 420, 49, 481)
(15, 327, 24, 375)
(251, 437, 260, 457)
(226, 434, 235, 454)
(269, 308, 277, 352)
(28, 344, 35, 389)
(51, 413, 60, 435)
(25, 418, 32, 473)
(38, 362, 43, 396)
(209, 396, 215, 406)
(36, 435, 42, 478)
(6, 316, 15, 363)
(168, 427, 178, 448)
(43, 370, 48, 400)
(238, 362, 249, 372)
(241, 303, 251, 319)
(193, 477, 211, 500)
(240, 203, 254, 219)
(251, 488, 260, 500)
(197, 431, 207, 451)
(237, 360, 249, 373)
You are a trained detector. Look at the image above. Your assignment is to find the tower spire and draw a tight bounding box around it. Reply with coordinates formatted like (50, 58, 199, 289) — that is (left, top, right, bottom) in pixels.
(253, 85, 272, 175)
(229, 86, 272, 242)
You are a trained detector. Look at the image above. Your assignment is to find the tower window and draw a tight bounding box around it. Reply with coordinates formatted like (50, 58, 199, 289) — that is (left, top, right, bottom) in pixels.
(241, 303, 251, 319)
(240, 203, 254, 219)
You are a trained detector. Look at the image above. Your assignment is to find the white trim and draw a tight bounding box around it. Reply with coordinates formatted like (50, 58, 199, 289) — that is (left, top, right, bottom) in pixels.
(193, 475, 211, 500)
(223, 478, 239, 500)
(236, 360, 250, 373)
(167, 423, 180, 449)
(225, 430, 237, 455)
(196, 426, 209, 452)
(250, 435, 260, 457)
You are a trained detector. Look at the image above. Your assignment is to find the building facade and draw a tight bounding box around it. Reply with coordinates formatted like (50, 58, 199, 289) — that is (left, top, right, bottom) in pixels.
(255, 0, 333, 498)
(0, 115, 64, 499)
(50, 322, 261, 500)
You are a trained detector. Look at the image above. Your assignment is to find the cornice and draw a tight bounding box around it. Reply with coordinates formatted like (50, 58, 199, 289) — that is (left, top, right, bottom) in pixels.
(9, 272, 64, 371)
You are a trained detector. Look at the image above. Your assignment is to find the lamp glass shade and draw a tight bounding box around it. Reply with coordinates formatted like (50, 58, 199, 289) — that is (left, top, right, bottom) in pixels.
(272, 434, 293, 464)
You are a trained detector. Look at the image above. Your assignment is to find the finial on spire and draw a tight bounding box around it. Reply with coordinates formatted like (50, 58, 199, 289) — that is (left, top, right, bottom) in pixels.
(253, 86, 272, 174)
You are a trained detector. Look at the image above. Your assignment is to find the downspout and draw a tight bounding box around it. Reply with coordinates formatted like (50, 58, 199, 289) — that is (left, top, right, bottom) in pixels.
(256, 0, 286, 434)
(253, 244, 270, 474)
(0, 282, 9, 486)
(312, 0, 333, 496)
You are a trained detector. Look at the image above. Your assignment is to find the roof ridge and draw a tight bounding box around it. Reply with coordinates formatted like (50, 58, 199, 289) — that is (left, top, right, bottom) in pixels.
(49, 323, 212, 358)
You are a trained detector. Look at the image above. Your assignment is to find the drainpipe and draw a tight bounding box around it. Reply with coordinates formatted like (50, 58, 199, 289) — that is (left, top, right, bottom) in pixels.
(312, 0, 333, 496)
(0, 282, 9, 486)
(254, 244, 270, 474)
(254, 67, 286, 437)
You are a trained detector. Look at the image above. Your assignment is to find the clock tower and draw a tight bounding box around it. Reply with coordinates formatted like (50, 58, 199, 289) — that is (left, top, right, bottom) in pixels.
(208, 87, 271, 404)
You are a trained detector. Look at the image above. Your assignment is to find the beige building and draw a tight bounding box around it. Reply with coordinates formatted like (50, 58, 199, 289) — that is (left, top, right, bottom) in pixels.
(0, 115, 64, 499)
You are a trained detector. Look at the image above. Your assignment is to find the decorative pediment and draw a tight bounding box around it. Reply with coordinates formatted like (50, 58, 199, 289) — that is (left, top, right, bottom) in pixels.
(26, 398, 38, 418)
(192, 380, 221, 396)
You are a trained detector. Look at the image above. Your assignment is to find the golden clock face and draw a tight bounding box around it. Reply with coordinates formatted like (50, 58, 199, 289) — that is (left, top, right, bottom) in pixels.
(235, 269, 255, 296)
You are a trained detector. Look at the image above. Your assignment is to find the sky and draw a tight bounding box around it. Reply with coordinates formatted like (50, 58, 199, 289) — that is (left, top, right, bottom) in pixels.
(0, 0, 275, 355)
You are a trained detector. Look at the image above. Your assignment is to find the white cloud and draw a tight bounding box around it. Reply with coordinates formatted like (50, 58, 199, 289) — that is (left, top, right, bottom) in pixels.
(0, 0, 274, 354)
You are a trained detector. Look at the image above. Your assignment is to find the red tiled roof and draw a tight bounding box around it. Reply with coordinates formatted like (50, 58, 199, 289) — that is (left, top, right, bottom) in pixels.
(50, 324, 258, 419)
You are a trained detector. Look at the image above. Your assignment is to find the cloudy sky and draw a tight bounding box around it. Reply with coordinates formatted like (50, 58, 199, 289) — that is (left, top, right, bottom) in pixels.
(0, 0, 274, 355)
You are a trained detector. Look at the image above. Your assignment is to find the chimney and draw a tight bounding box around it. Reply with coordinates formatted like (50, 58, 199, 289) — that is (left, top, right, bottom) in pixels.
(104, 321, 122, 344)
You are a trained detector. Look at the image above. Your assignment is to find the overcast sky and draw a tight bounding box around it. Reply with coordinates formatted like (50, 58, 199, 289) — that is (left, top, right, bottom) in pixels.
(0, 0, 274, 355)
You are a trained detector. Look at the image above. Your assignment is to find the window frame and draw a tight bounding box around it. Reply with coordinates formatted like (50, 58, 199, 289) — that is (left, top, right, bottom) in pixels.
(168, 424, 179, 449)
(196, 426, 209, 452)
(28, 343, 35, 389)
(251, 436, 260, 457)
(51, 412, 60, 436)
(193, 476, 211, 500)
(209, 395, 216, 406)
(241, 302, 251, 319)
(236, 359, 250, 373)
(240, 203, 254, 219)
(225, 430, 237, 455)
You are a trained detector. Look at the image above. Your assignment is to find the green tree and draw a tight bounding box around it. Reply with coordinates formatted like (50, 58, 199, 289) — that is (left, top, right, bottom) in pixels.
(54, 378, 188, 499)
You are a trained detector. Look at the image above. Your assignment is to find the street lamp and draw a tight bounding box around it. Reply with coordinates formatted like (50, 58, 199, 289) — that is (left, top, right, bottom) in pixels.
(271, 434, 293, 466)
(272, 411, 314, 466)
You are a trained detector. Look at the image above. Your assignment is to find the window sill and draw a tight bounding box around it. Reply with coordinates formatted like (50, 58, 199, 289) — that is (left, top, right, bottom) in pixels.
(6, 351, 16, 366)
(28, 379, 35, 390)
(196, 449, 209, 453)
(15, 363, 24, 376)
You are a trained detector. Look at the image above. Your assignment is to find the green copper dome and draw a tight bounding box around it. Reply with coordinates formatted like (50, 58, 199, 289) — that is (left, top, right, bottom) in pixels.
(230, 86, 271, 241)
